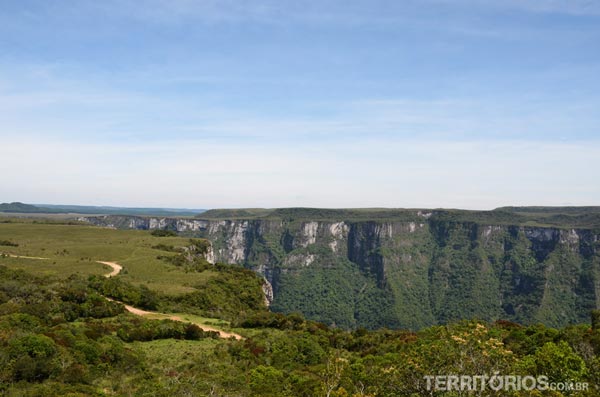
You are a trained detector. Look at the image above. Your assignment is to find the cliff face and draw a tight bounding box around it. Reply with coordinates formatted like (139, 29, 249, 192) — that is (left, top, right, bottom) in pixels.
(80, 215, 600, 330)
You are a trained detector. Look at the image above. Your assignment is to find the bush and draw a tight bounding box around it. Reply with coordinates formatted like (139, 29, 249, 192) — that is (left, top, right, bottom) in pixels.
(150, 229, 177, 237)
(151, 243, 179, 252)
(115, 317, 217, 342)
(9, 334, 58, 382)
(88, 275, 158, 311)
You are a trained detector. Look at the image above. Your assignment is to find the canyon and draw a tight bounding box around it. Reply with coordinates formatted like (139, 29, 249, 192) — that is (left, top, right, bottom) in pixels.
(80, 208, 600, 330)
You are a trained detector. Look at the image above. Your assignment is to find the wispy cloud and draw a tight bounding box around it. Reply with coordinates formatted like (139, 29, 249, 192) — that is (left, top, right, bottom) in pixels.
(424, 0, 600, 16)
(1, 1, 599, 208)
(88, 0, 600, 26)
(2, 62, 599, 144)
(2, 135, 599, 208)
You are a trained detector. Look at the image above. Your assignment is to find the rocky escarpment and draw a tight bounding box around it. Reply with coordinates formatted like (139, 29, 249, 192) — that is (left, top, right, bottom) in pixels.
(80, 214, 600, 330)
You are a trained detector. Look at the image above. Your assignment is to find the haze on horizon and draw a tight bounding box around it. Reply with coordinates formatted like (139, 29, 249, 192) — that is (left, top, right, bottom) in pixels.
(1, 0, 599, 210)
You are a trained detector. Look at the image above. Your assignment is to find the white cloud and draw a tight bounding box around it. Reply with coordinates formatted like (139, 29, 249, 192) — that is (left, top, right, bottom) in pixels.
(1, 136, 598, 209)
(1, 1, 598, 210)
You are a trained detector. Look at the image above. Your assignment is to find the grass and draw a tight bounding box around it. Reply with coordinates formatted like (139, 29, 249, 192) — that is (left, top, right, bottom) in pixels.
(130, 311, 236, 335)
(131, 338, 222, 368)
(0, 222, 218, 294)
(0, 255, 110, 277)
(166, 313, 230, 328)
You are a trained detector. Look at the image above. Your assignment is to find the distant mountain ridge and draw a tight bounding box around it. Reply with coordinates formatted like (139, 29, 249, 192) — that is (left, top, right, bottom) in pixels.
(0, 202, 205, 217)
(0, 202, 52, 213)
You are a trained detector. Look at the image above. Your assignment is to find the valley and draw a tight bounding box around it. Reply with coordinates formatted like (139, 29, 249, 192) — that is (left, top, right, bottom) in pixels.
(1, 212, 600, 396)
(79, 207, 600, 330)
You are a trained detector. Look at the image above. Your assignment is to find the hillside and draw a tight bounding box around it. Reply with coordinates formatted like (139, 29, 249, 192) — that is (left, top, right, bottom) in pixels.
(80, 206, 600, 330)
(0, 202, 54, 213)
(1, 220, 600, 396)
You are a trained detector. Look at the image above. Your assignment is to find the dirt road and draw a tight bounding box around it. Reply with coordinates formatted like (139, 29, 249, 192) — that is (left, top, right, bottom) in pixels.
(97, 261, 122, 277)
(3, 253, 49, 260)
(98, 260, 243, 340)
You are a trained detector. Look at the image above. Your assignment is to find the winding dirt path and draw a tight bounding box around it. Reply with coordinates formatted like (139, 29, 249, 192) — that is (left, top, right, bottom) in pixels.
(4, 257, 121, 277)
(2, 255, 242, 340)
(97, 261, 122, 277)
(3, 253, 49, 260)
(98, 260, 243, 340)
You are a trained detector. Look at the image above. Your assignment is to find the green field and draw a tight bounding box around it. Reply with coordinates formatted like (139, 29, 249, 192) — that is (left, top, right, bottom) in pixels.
(0, 221, 216, 294)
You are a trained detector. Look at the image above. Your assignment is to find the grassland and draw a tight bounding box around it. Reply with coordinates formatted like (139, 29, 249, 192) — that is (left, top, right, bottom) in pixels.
(198, 206, 600, 229)
(0, 220, 217, 294)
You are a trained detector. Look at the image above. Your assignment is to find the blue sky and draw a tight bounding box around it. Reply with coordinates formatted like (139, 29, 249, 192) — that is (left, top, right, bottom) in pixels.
(1, 0, 599, 209)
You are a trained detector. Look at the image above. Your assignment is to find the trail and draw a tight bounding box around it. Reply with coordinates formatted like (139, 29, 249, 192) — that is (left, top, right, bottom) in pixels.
(3, 253, 49, 260)
(97, 261, 122, 277)
(98, 260, 243, 340)
(2, 254, 242, 339)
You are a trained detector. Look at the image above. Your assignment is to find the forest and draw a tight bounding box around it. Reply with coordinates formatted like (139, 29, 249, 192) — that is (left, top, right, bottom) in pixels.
(1, 260, 600, 395)
(1, 219, 600, 395)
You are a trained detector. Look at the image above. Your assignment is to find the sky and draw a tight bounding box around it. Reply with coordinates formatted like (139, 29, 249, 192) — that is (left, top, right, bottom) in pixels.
(1, 0, 599, 209)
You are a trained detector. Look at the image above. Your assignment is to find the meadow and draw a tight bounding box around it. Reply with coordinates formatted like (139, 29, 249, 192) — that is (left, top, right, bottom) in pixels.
(0, 219, 216, 294)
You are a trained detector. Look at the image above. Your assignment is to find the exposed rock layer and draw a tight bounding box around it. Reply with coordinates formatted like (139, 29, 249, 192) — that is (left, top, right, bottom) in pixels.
(80, 215, 600, 329)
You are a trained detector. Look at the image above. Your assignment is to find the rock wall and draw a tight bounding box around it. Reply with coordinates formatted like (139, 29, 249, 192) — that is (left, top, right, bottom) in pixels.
(80, 215, 600, 330)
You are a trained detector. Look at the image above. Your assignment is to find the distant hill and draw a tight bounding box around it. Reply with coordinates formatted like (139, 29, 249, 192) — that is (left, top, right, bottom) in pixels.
(0, 202, 55, 213)
(37, 204, 206, 217)
(494, 206, 600, 229)
(0, 202, 205, 217)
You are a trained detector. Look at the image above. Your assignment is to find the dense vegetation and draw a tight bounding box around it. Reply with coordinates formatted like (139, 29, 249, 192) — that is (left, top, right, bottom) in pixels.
(165, 256, 266, 320)
(0, 265, 220, 395)
(192, 215, 600, 330)
(2, 217, 600, 395)
(73, 208, 600, 330)
(150, 229, 178, 237)
(199, 206, 600, 228)
(2, 264, 600, 396)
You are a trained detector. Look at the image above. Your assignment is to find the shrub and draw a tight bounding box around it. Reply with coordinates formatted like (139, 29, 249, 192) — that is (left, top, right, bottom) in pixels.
(150, 229, 177, 237)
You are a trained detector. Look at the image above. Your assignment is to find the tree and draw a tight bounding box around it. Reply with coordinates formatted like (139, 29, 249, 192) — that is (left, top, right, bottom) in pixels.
(322, 350, 349, 397)
(518, 341, 587, 384)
